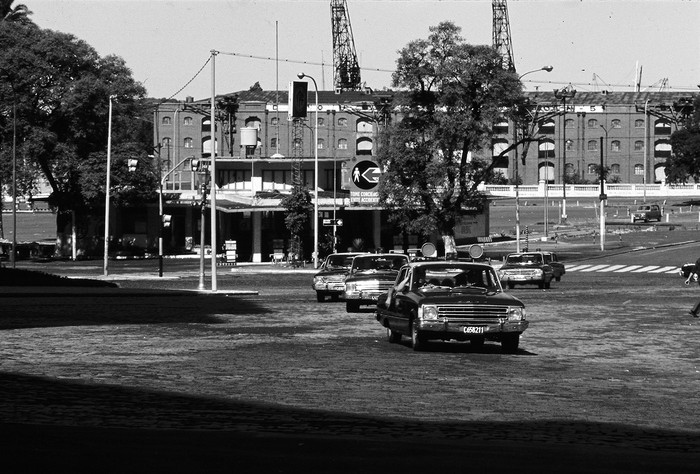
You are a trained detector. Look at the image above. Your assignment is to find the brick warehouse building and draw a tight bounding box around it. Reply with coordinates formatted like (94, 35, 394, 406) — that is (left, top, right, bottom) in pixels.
(152, 90, 695, 263)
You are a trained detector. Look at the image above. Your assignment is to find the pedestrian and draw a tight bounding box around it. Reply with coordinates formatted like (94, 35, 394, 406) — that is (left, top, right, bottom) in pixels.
(685, 256, 700, 317)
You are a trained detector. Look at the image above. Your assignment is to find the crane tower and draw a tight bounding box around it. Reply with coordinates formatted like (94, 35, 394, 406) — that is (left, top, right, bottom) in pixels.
(331, 0, 362, 92)
(492, 0, 516, 72)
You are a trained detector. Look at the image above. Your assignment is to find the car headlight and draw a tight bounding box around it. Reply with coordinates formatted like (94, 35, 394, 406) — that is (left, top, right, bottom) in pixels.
(507, 306, 525, 321)
(345, 282, 356, 292)
(532, 269, 543, 277)
(419, 305, 439, 321)
(313, 276, 325, 284)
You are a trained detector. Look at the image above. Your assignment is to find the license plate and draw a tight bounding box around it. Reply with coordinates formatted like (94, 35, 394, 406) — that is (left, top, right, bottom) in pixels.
(463, 326, 484, 334)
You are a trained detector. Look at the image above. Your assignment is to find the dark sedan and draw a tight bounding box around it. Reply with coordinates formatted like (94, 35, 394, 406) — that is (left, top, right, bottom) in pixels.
(312, 252, 363, 302)
(376, 261, 528, 352)
(343, 253, 410, 312)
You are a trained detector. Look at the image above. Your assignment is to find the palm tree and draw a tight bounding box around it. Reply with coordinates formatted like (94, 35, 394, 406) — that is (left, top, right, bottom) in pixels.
(0, 0, 32, 24)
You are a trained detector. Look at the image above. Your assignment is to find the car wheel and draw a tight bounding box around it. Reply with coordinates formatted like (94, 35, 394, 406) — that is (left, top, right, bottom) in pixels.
(346, 301, 360, 313)
(501, 333, 520, 353)
(538, 280, 545, 289)
(316, 292, 325, 303)
(544, 279, 551, 289)
(410, 319, 425, 351)
(555, 276, 561, 282)
(507, 282, 515, 290)
(386, 327, 402, 344)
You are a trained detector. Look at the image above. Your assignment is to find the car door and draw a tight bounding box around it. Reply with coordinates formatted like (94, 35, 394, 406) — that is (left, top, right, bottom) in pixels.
(384, 267, 412, 334)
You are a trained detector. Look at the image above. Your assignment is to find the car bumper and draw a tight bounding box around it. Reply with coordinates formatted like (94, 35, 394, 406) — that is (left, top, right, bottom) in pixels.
(344, 290, 386, 303)
(416, 319, 529, 337)
(313, 282, 346, 295)
(499, 275, 542, 283)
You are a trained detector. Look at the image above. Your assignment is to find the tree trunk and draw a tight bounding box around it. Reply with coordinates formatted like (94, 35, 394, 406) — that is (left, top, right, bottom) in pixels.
(442, 234, 457, 259)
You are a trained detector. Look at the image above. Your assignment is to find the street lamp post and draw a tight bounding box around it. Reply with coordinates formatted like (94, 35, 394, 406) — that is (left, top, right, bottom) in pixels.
(103, 95, 116, 276)
(297, 72, 319, 268)
(554, 85, 576, 224)
(514, 66, 553, 252)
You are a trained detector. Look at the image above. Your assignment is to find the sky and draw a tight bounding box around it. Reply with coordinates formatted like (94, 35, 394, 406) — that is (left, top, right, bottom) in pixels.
(28, 0, 700, 101)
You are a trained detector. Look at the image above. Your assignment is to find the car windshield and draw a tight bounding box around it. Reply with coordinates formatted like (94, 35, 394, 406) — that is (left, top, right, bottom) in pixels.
(506, 254, 543, 265)
(325, 255, 355, 269)
(411, 265, 500, 292)
(353, 255, 408, 273)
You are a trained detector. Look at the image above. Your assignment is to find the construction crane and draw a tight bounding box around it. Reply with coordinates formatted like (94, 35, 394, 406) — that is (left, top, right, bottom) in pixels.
(331, 0, 362, 92)
(492, 0, 516, 72)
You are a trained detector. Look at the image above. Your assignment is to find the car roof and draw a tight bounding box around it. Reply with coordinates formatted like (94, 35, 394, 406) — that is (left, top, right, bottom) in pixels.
(354, 253, 408, 259)
(405, 260, 493, 269)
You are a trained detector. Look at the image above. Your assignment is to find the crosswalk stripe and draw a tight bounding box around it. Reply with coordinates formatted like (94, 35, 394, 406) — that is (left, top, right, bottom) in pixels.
(567, 265, 593, 272)
(615, 265, 642, 272)
(599, 265, 626, 272)
(582, 265, 609, 272)
(632, 265, 660, 273)
(651, 266, 678, 273)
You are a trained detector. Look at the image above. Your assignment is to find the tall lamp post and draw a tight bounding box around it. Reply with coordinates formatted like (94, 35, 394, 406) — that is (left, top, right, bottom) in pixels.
(103, 95, 116, 276)
(553, 85, 576, 224)
(297, 72, 319, 268)
(514, 66, 553, 252)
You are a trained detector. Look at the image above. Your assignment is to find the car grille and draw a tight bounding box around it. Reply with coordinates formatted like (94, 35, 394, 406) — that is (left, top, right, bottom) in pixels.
(354, 280, 393, 291)
(502, 269, 537, 275)
(436, 304, 509, 322)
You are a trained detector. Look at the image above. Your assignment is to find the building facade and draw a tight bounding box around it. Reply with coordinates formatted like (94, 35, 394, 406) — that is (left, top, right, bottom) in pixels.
(153, 90, 695, 263)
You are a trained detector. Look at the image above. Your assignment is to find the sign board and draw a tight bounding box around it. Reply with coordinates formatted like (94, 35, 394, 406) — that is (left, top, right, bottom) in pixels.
(349, 160, 381, 205)
(454, 211, 489, 246)
(322, 219, 343, 227)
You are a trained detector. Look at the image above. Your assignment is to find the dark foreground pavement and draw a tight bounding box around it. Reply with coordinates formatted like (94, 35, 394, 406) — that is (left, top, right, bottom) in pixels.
(2, 371, 700, 474)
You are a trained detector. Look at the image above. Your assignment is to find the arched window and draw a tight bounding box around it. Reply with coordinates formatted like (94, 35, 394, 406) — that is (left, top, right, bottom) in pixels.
(611, 119, 621, 128)
(245, 117, 262, 130)
(587, 119, 598, 128)
(654, 119, 671, 135)
(292, 138, 303, 151)
(270, 117, 279, 126)
(162, 116, 171, 125)
(184, 137, 193, 148)
(356, 119, 373, 133)
(494, 118, 509, 134)
(539, 119, 555, 134)
(634, 140, 644, 151)
(317, 138, 325, 150)
(538, 139, 555, 159)
(318, 118, 325, 126)
(492, 139, 509, 157)
(162, 137, 172, 147)
(565, 139, 574, 151)
(338, 117, 348, 127)
(183, 117, 193, 126)
(611, 140, 621, 152)
(270, 137, 277, 149)
(338, 138, 348, 150)
(356, 137, 373, 155)
(201, 136, 217, 156)
(564, 163, 575, 177)
(587, 140, 598, 151)
(587, 164, 596, 174)
(565, 118, 575, 129)
(654, 139, 672, 158)
(539, 162, 555, 182)
(635, 119, 645, 128)
(202, 118, 211, 132)
(610, 164, 620, 174)
(634, 164, 644, 175)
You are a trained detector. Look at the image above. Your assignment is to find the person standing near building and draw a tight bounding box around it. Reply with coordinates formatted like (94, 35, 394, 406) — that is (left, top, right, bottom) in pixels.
(685, 256, 700, 317)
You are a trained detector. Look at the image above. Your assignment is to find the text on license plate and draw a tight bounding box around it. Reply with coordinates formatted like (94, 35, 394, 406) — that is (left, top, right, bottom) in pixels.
(463, 326, 484, 334)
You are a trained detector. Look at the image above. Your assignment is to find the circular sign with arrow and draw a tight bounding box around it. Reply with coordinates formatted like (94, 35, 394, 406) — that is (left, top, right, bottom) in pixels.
(351, 160, 381, 190)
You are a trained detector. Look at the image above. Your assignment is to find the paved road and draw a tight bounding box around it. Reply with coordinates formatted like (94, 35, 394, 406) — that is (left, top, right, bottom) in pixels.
(1, 259, 699, 472)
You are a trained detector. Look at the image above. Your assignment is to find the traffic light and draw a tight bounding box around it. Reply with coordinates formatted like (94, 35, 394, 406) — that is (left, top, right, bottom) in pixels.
(128, 159, 138, 172)
(162, 214, 172, 228)
(190, 159, 200, 171)
(289, 81, 308, 119)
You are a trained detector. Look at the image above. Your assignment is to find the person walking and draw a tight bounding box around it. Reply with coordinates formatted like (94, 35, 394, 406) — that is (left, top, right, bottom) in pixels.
(685, 256, 700, 317)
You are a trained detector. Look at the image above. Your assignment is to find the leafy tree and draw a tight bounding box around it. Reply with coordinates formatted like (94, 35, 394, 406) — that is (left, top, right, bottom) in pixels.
(377, 22, 523, 255)
(0, 0, 32, 25)
(666, 96, 700, 184)
(0, 22, 153, 254)
(280, 185, 313, 261)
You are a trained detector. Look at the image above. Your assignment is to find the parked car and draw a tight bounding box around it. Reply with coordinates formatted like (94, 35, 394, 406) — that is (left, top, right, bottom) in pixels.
(541, 251, 565, 282)
(631, 204, 662, 223)
(376, 261, 528, 352)
(497, 252, 554, 289)
(343, 253, 410, 312)
(312, 252, 363, 302)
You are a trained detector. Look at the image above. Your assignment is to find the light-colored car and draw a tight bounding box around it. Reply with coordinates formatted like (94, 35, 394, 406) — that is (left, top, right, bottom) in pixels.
(312, 252, 363, 302)
(631, 204, 662, 223)
(344, 253, 410, 312)
(497, 252, 554, 289)
(376, 261, 528, 352)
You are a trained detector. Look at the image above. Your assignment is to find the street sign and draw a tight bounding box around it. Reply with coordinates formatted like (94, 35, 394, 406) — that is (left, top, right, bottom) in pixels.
(323, 219, 343, 227)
